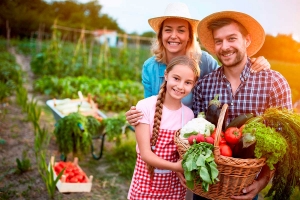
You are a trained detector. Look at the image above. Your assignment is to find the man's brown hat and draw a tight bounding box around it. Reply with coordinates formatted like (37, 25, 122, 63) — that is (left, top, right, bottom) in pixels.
(197, 11, 265, 57)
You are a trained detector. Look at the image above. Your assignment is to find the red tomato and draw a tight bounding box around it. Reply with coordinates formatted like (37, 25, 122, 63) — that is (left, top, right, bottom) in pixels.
(219, 138, 227, 145)
(211, 128, 225, 140)
(219, 144, 232, 157)
(69, 177, 78, 183)
(196, 134, 205, 143)
(224, 127, 242, 145)
(54, 165, 63, 174)
(58, 161, 66, 168)
(211, 129, 226, 145)
(188, 135, 197, 145)
(75, 174, 84, 182)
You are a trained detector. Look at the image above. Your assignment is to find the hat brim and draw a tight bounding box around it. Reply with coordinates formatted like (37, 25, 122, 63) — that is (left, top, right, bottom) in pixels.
(197, 11, 265, 57)
(148, 16, 199, 34)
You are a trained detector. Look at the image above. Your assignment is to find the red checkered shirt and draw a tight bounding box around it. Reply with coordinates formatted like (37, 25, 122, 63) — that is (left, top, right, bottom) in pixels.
(192, 58, 292, 126)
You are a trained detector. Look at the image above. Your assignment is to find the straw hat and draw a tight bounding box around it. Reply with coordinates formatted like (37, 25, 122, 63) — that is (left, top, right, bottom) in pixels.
(197, 11, 265, 57)
(148, 2, 199, 34)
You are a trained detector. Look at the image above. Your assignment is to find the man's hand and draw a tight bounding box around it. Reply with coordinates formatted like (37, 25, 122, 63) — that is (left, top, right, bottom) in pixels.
(231, 165, 273, 200)
(231, 180, 260, 200)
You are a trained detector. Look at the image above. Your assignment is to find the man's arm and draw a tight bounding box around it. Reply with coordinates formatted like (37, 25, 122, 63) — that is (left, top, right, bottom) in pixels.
(269, 72, 292, 109)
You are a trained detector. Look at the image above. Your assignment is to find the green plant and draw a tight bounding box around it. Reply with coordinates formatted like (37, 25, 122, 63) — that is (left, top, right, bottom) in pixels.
(0, 50, 22, 102)
(15, 85, 60, 199)
(105, 139, 137, 179)
(102, 113, 128, 144)
(54, 112, 96, 156)
(16, 150, 31, 174)
(34, 76, 143, 111)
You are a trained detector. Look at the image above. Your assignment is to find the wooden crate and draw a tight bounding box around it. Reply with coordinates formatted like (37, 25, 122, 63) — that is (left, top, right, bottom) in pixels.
(48, 156, 93, 193)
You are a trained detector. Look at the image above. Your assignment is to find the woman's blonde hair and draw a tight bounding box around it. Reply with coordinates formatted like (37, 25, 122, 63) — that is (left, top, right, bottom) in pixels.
(151, 19, 202, 64)
(147, 55, 200, 177)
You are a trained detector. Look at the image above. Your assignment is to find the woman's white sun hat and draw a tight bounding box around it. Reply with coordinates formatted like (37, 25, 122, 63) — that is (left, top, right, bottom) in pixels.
(148, 2, 199, 34)
(197, 11, 265, 57)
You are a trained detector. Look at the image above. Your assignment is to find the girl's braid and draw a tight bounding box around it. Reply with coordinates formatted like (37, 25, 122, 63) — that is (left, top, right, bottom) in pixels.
(147, 81, 167, 177)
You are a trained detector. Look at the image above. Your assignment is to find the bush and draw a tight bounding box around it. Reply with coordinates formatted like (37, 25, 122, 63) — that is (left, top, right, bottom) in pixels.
(105, 139, 136, 179)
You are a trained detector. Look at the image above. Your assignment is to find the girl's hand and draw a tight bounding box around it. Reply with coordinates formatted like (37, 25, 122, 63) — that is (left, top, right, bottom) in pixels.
(250, 56, 270, 73)
(176, 172, 187, 188)
(174, 160, 184, 173)
(125, 106, 143, 126)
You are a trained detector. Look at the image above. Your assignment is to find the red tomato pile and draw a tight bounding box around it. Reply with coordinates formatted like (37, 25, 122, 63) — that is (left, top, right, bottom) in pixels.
(54, 161, 87, 183)
(217, 127, 243, 157)
(188, 127, 243, 157)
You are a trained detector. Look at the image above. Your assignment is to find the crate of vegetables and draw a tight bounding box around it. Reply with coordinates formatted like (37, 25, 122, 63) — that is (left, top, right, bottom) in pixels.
(174, 104, 267, 200)
(49, 156, 93, 193)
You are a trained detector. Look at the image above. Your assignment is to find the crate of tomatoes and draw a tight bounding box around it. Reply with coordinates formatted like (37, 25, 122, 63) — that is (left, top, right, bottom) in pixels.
(49, 156, 93, 193)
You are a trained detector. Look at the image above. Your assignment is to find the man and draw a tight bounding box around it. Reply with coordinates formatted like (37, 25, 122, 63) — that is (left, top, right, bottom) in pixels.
(192, 11, 292, 200)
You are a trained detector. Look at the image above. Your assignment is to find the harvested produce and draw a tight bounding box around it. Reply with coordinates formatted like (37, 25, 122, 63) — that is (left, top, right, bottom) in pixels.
(232, 132, 256, 159)
(246, 108, 300, 200)
(54, 161, 87, 183)
(54, 112, 101, 156)
(224, 127, 242, 145)
(225, 113, 253, 129)
(211, 129, 226, 145)
(205, 94, 221, 127)
(180, 114, 215, 138)
(241, 122, 287, 169)
(182, 142, 219, 192)
(219, 144, 232, 157)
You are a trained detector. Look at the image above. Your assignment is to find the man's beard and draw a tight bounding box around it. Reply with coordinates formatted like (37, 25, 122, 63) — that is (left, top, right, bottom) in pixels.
(217, 49, 246, 68)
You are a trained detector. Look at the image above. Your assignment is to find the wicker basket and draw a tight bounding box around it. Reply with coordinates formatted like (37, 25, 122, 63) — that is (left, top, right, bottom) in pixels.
(174, 104, 266, 200)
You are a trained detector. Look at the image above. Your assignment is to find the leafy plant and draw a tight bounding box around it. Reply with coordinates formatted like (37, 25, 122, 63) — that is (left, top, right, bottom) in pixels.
(86, 115, 102, 135)
(102, 113, 127, 144)
(15, 84, 59, 199)
(247, 108, 300, 200)
(34, 76, 143, 111)
(0, 50, 22, 102)
(46, 161, 65, 199)
(182, 142, 219, 192)
(54, 112, 98, 156)
(105, 139, 136, 179)
(16, 151, 31, 174)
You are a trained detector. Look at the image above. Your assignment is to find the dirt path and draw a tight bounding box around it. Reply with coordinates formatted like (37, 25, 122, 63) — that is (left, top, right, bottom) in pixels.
(0, 48, 131, 200)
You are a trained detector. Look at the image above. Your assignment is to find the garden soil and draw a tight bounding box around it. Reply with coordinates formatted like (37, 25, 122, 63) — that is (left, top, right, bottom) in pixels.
(0, 49, 130, 200)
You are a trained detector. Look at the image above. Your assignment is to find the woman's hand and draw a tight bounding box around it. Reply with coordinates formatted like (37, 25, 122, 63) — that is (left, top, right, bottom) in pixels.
(250, 56, 270, 73)
(125, 106, 143, 126)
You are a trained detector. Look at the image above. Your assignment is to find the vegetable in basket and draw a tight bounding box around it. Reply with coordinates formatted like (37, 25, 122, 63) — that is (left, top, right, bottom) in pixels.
(245, 108, 300, 200)
(180, 114, 215, 139)
(233, 121, 287, 170)
(182, 142, 219, 192)
(205, 94, 221, 127)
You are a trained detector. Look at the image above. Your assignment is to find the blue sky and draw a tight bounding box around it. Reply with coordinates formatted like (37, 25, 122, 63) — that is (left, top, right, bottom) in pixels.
(75, 0, 300, 41)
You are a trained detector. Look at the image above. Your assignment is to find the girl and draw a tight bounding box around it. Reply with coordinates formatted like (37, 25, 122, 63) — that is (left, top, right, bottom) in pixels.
(127, 55, 200, 200)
